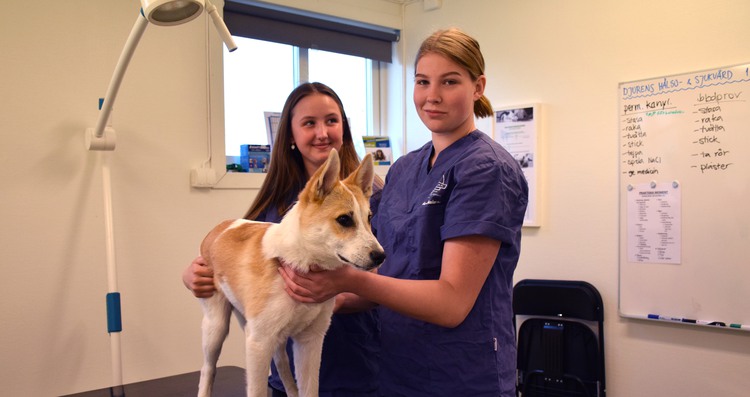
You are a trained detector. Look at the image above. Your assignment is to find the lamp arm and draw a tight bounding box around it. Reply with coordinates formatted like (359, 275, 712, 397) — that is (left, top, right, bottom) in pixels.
(93, 12, 150, 139)
(206, 0, 237, 52)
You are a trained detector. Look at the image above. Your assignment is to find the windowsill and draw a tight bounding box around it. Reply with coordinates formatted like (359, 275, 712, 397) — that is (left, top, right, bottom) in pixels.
(208, 165, 390, 190)
(212, 171, 267, 189)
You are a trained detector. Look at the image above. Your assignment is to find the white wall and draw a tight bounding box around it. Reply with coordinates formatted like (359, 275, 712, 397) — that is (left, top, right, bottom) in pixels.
(1, 1, 248, 395)
(399, 1, 750, 397)
(1, 0, 748, 396)
(0, 1, 400, 396)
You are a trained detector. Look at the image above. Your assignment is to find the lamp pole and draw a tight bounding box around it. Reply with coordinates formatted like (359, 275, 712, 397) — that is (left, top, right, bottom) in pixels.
(84, 1, 236, 390)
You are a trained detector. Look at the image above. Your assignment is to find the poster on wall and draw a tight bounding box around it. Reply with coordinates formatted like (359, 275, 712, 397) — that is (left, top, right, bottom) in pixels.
(493, 104, 540, 227)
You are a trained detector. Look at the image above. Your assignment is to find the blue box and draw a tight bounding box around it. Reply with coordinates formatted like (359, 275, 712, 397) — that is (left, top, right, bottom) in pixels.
(240, 144, 271, 173)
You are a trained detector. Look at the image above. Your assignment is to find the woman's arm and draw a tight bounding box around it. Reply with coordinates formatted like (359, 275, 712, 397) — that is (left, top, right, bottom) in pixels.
(333, 292, 378, 313)
(279, 235, 500, 328)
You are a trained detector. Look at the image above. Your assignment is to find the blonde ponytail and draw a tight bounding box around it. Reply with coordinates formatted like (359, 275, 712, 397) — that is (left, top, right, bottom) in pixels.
(475, 95, 493, 118)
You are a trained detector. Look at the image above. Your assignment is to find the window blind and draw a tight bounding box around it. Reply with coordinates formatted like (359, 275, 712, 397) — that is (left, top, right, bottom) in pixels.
(224, 0, 400, 63)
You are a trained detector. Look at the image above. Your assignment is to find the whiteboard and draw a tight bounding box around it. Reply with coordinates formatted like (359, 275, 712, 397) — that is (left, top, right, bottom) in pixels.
(618, 63, 750, 331)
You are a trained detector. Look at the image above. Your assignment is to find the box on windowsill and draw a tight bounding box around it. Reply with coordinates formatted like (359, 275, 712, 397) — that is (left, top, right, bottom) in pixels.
(240, 144, 271, 173)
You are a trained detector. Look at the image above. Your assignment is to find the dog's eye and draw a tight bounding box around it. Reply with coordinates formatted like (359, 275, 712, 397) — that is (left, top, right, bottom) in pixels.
(368, 212, 373, 223)
(336, 214, 354, 227)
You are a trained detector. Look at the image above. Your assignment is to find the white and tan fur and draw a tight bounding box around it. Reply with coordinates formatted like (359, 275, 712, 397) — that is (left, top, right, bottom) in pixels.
(197, 149, 385, 397)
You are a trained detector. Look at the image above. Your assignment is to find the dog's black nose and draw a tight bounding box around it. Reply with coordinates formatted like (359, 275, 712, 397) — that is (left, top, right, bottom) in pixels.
(370, 250, 386, 267)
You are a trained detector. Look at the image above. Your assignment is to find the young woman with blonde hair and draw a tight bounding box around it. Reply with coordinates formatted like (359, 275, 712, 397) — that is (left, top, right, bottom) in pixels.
(281, 29, 528, 396)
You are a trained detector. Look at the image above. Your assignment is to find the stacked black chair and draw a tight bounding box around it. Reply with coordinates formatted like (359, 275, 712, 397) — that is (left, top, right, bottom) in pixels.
(513, 279, 606, 397)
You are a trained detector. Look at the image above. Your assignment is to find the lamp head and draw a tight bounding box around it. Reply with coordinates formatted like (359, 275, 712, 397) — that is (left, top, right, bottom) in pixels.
(141, 0, 204, 26)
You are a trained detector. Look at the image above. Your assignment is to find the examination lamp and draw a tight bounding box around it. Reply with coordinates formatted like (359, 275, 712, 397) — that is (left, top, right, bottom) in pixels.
(84, 1, 236, 392)
(85, 0, 237, 151)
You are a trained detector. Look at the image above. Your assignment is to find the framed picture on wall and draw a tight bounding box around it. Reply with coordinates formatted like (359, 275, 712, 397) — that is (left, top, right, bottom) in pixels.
(493, 104, 541, 227)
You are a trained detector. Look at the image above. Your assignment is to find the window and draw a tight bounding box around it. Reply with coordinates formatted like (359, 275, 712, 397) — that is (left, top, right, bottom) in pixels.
(222, 37, 373, 161)
(223, 37, 294, 159)
(221, 0, 399, 165)
(308, 48, 372, 157)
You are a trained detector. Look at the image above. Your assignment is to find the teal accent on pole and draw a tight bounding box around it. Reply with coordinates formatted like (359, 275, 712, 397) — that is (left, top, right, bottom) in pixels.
(106, 292, 122, 333)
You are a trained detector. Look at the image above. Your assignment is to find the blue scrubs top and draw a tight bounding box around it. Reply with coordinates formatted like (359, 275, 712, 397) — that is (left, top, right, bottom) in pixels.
(266, 185, 382, 397)
(373, 130, 528, 397)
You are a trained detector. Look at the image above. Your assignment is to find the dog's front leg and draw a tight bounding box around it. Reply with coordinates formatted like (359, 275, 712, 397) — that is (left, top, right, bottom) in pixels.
(273, 343, 299, 397)
(245, 329, 276, 397)
(198, 294, 232, 397)
(292, 333, 325, 397)
(292, 311, 331, 397)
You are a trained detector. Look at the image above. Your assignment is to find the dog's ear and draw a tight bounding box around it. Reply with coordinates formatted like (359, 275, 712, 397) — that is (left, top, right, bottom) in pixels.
(311, 149, 341, 200)
(344, 153, 374, 198)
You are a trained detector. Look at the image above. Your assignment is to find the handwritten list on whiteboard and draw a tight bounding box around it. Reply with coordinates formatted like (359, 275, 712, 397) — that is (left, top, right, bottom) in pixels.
(618, 63, 750, 327)
(620, 67, 745, 178)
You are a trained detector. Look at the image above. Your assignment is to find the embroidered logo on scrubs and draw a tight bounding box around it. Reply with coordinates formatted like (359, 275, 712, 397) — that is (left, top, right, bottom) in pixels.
(422, 174, 447, 205)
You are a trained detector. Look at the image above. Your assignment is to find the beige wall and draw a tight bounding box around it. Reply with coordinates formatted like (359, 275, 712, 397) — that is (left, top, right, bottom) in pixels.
(400, 1, 750, 397)
(1, 0, 748, 396)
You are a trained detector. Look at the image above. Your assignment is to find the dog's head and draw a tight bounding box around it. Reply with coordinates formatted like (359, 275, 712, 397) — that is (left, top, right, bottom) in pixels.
(294, 149, 385, 271)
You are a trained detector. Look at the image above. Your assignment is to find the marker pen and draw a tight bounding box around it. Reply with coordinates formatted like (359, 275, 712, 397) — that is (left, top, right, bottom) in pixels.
(647, 314, 682, 322)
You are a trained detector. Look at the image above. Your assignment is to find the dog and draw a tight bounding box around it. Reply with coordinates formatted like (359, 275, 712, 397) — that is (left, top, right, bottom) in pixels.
(197, 149, 385, 397)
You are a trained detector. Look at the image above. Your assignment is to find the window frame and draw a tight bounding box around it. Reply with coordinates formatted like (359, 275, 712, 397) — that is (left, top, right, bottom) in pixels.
(222, 40, 379, 161)
(205, 37, 390, 189)
(202, 1, 397, 189)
